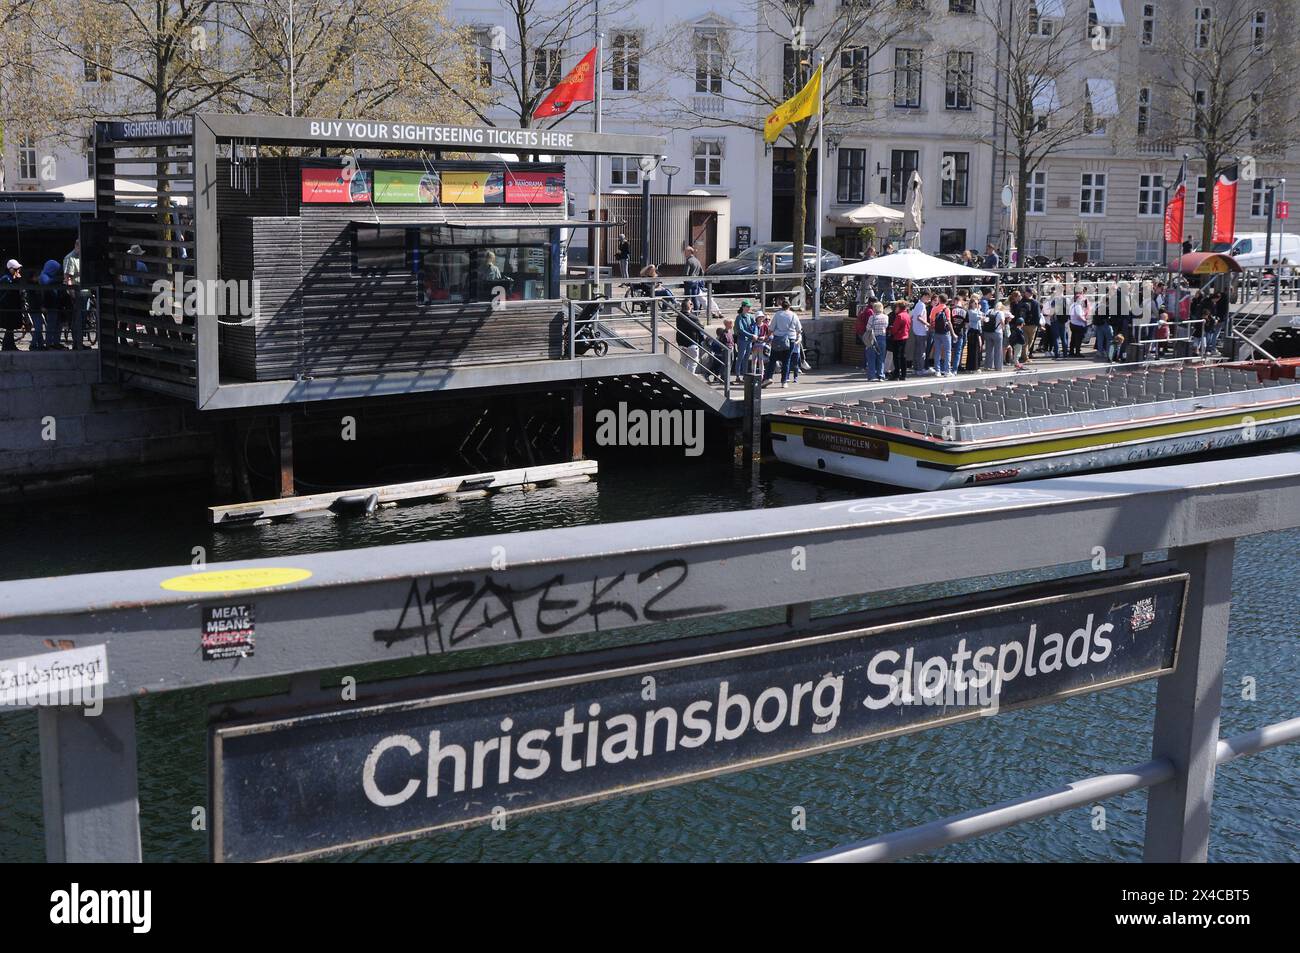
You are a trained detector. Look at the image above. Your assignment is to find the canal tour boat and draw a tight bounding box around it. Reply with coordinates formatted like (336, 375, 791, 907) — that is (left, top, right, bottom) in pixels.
(769, 360, 1300, 490)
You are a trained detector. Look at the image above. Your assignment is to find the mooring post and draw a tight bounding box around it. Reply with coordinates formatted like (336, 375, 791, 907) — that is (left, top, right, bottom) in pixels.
(569, 384, 584, 460)
(39, 699, 142, 862)
(741, 373, 761, 472)
(1143, 540, 1234, 862)
(278, 412, 295, 498)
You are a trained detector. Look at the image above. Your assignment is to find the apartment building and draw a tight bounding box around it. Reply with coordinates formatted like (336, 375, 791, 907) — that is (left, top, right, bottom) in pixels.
(7, 0, 1295, 264)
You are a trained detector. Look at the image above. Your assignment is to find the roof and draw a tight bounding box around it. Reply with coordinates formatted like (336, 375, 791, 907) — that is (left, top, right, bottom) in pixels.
(1169, 252, 1243, 275)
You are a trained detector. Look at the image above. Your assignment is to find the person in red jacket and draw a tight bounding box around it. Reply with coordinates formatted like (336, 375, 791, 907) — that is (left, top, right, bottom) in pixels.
(887, 300, 911, 381)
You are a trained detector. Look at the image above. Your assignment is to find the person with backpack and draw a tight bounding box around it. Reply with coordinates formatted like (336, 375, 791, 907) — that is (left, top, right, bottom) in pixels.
(929, 293, 954, 377)
(762, 297, 800, 388)
(887, 299, 911, 381)
(982, 299, 1006, 371)
(865, 300, 889, 381)
(951, 294, 968, 373)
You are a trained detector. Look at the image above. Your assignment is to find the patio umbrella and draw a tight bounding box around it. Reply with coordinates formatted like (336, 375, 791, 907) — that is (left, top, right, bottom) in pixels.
(822, 248, 998, 280)
(907, 171, 924, 249)
(831, 202, 905, 226)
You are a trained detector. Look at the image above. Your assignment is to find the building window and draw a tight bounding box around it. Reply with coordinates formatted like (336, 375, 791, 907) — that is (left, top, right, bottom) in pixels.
(1086, 1, 1113, 44)
(471, 30, 493, 87)
(1028, 2, 1056, 36)
(416, 225, 552, 304)
(1195, 175, 1207, 217)
(1252, 11, 1267, 51)
(948, 0, 975, 12)
(1194, 7, 1211, 50)
(945, 51, 973, 110)
(889, 149, 919, 204)
(840, 47, 868, 106)
(612, 32, 640, 91)
(609, 156, 640, 188)
(1080, 172, 1107, 215)
(82, 40, 112, 82)
(1136, 239, 1161, 263)
(693, 138, 722, 186)
(532, 47, 562, 91)
(1250, 92, 1261, 140)
(837, 148, 866, 204)
(940, 151, 969, 206)
(1252, 179, 1268, 217)
(893, 48, 922, 108)
(1027, 170, 1047, 214)
(1138, 174, 1164, 216)
(695, 31, 723, 94)
(1085, 239, 1105, 261)
(17, 135, 37, 180)
(783, 44, 801, 98)
(1137, 87, 1151, 136)
(1141, 4, 1155, 46)
(1193, 88, 1206, 137)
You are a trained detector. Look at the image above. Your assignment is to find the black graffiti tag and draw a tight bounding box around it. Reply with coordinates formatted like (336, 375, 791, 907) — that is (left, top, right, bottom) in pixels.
(372, 559, 725, 651)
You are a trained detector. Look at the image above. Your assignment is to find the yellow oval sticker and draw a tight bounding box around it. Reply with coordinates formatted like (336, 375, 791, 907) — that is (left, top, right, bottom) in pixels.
(160, 567, 313, 593)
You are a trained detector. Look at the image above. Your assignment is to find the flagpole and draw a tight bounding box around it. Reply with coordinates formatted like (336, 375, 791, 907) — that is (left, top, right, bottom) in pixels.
(813, 53, 824, 323)
(592, 28, 604, 293)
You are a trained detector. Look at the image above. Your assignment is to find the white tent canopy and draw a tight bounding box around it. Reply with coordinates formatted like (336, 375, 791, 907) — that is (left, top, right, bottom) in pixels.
(823, 248, 998, 280)
(831, 202, 905, 226)
(48, 178, 189, 204)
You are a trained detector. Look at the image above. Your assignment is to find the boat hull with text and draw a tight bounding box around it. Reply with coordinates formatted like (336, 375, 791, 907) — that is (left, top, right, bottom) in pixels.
(769, 362, 1300, 491)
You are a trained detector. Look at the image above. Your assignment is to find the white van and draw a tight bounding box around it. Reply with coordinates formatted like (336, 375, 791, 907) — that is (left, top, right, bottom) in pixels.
(1225, 232, 1300, 267)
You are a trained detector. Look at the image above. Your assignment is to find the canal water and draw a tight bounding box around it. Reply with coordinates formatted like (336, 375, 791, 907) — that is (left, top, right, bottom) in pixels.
(0, 455, 1296, 862)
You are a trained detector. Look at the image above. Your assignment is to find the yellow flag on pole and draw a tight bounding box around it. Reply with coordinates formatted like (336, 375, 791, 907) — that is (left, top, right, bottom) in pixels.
(763, 64, 822, 145)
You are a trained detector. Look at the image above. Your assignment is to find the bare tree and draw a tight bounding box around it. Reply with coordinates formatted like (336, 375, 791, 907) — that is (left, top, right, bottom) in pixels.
(468, 0, 653, 131)
(226, 0, 488, 124)
(664, 1, 920, 272)
(973, 0, 1120, 258)
(1147, 0, 1300, 248)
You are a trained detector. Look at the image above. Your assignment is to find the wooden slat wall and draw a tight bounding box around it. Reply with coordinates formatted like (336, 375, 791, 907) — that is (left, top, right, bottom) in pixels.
(217, 158, 568, 382)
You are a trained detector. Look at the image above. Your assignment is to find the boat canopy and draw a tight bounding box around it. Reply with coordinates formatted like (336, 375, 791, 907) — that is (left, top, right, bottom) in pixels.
(1168, 252, 1242, 275)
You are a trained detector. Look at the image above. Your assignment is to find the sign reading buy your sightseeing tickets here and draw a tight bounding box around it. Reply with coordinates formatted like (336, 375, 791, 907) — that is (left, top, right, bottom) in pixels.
(211, 572, 1187, 862)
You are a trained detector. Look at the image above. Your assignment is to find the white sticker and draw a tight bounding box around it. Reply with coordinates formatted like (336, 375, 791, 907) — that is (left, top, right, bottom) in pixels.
(0, 644, 108, 707)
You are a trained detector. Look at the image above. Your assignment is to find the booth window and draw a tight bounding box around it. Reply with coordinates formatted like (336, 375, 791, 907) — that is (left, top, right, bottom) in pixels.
(418, 226, 551, 305)
(353, 225, 409, 273)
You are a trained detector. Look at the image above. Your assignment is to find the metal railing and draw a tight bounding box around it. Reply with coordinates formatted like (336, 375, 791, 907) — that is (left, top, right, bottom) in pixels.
(3, 453, 1299, 862)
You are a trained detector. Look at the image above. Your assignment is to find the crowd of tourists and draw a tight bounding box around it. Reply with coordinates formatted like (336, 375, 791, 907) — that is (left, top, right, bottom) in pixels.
(0, 241, 88, 352)
(848, 280, 1230, 381)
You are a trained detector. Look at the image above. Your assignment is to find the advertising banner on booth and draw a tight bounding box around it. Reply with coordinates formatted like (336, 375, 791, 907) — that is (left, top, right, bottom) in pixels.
(441, 170, 504, 205)
(301, 165, 372, 203)
(504, 169, 565, 204)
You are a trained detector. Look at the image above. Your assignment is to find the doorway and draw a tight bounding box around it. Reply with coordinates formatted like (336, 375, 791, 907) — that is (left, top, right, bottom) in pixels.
(688, 211, 718, 268)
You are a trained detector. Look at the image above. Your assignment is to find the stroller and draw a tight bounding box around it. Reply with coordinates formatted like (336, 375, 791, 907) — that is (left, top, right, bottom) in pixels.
(571, 300, 609, 357)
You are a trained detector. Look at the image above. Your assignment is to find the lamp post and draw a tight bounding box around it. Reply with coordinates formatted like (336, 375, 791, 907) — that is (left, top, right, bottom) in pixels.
(662, 164, 680, 195)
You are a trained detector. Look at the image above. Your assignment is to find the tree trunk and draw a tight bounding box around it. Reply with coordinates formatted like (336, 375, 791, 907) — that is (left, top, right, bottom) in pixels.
(1201, 153, 1218, 250)
(792, 128, 807, 273)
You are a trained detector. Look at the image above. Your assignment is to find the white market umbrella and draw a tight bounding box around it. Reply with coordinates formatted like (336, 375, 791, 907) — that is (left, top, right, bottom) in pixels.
(823, 248, 998, 280)
(907, 171, 924, 249)
(832, 202, 905, 227)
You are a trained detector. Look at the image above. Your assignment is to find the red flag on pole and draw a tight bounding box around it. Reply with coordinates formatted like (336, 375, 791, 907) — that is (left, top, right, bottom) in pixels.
(533, 47, 597, 119)
(1164, 159, 1187, 245)
(1211, 163, 1239, 246)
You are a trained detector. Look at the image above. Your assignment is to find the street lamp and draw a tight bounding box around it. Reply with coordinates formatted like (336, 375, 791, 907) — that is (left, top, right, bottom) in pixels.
(662, 164, 681, 195)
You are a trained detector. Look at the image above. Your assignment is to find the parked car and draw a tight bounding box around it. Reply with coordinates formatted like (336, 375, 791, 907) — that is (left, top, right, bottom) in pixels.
(705, 242, 843, 293)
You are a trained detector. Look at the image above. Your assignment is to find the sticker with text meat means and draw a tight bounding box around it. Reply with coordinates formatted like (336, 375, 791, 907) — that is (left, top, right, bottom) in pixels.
(203, 604, 255, 661)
